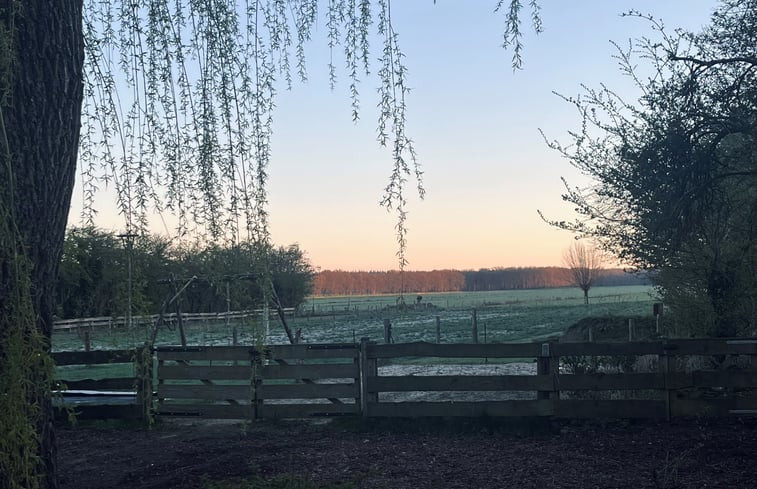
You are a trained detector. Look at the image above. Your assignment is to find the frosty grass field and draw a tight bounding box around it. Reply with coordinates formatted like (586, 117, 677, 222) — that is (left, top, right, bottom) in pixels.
(52, 285, 656, 352)
(52, 285, 655, 385)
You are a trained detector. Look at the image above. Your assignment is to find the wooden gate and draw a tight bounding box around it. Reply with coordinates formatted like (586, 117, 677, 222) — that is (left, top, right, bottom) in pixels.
(155, 343, 359, 419)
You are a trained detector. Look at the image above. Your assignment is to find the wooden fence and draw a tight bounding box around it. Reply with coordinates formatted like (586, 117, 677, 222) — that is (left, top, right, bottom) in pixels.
(362, 339, 757, 419)
(155, 344, 360, 419)
(53, 308, 295, 332)
(54, 339, 757, 421)
(53, 346, 152, 420)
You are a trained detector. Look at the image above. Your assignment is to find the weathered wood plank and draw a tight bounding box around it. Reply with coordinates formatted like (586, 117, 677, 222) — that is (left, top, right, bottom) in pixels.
(367, 342, 542, 359)
(157, 384, 253, 401)
(667, 371, 757, 389)
(158, 365, 253, 381)
(53, 349, 135, 366)
(261, 363, 359, 380)
(367, 400, 553, 417)
(665, 339, 757, 355)
(258, 403, 359, 418)
(56, 378, 136, 391)
(264, 343, 358, 360)
(258, 383, 358, 400)
(156, 346, 256, 361)
(368, 375, 553, 392)
(557, 373, 665, 391)
(553, 342, 663, 356)
(554, 400, 666, 419)
(671, 398, 757, 417)
(57, 404, 142, 420)
(157, 403, 252, 419)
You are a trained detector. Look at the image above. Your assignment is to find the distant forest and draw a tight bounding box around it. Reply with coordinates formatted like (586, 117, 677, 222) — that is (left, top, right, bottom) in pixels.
(313, 268, 650, 296)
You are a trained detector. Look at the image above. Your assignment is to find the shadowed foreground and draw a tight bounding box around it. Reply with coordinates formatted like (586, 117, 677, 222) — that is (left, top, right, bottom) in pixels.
(58, 418, 757, 488)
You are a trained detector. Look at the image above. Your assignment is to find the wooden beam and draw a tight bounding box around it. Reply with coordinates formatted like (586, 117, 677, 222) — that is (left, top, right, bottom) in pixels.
(257, 403, 359, 418)
(261, 363, 359, 380)
(264, 343, 359, 360)
(557, 373, 665, 391)
(156, 346, 256, 361)
(552, 342, 663, 356)
(667, 371, 757, 389)
(666, 339, 757, 355)
(157, 403, 252, 419)
(158, 384, 253, 401)
(53, 349, 135, 366)
(367, 342, 541, 359)
(671, 399, 757, 417)
(158, 365, 252, 381)
(368, 375, 553, 393)
(257, 383, 358, 400)
(367, 400, 553, 417)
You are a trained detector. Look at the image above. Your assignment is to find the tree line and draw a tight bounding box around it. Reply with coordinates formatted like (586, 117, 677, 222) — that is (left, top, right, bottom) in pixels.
(313, 268, 648, 296)
(57, 231, 647, 316)
(55, 227, 316, 320)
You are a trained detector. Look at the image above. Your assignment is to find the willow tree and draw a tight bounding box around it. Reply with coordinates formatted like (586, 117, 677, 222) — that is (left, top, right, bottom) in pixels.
(0, 1, 541, 488)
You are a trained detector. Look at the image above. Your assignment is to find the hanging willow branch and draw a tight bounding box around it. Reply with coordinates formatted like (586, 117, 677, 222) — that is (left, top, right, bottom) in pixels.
(80, 0, 541, 269)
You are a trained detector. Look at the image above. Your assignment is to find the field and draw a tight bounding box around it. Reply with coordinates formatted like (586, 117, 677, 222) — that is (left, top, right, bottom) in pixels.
(52, 285, 656, 352)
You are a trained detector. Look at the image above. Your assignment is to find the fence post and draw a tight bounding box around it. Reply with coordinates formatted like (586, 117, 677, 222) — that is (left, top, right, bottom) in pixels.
(136, 343, 153, 423)
(251, 346, 262, 420)
(537, 342, 552, 401)
(435, 316, 441, 344)
(628, 319, 634, 341)
(359, 337, 371, 417)
(472, 309, 479, 344)
(383, 319, 393, 344)
(84, 329, 91, 353)
(659, 341, 672, 421)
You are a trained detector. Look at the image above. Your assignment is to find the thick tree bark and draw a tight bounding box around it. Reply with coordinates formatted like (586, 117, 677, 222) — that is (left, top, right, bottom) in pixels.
(1, 2, 84, 488)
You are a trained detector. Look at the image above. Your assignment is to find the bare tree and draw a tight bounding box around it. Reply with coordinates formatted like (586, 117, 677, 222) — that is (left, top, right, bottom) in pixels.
(564, 242, 604, 305)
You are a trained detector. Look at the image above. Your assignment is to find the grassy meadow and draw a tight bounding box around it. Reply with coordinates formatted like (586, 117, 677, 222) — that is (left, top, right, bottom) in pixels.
(52, 285, 657, 352)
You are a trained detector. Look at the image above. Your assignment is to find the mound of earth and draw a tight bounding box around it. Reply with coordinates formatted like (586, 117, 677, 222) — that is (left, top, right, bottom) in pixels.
(560, 316, 658, 343)
(57, 417, 757, 489)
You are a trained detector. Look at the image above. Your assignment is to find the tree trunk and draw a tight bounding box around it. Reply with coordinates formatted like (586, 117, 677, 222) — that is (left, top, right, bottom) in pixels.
(0, 2, 84, 488)
(583, 288, 589, 305)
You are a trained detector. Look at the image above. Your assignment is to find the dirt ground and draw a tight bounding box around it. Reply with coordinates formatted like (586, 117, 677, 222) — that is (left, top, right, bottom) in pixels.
(57, 417, 757, 489)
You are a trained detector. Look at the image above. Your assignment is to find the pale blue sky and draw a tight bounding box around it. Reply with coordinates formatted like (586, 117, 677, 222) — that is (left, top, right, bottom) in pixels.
(71, 0, 719, 271)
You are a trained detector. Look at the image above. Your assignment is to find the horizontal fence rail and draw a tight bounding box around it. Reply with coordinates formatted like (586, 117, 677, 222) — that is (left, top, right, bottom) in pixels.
(54, 338, 757, 422)
(52, 347, 152, 420)
(53, 308, 295, 331)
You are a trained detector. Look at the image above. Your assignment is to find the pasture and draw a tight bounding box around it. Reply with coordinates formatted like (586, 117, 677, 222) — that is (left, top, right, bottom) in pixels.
(52, 285, 655, 384)
(52, 285, 655, 353)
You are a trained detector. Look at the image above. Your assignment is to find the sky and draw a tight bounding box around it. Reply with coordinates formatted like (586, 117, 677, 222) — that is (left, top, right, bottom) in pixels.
(69, 0, 719, 272)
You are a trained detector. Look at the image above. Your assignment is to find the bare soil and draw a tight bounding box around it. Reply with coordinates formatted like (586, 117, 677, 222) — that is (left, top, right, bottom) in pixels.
(57, 417, 757, 489)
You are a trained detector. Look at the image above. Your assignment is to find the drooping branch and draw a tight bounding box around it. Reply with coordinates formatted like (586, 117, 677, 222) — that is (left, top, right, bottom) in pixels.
(670, 55, 757, 68)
